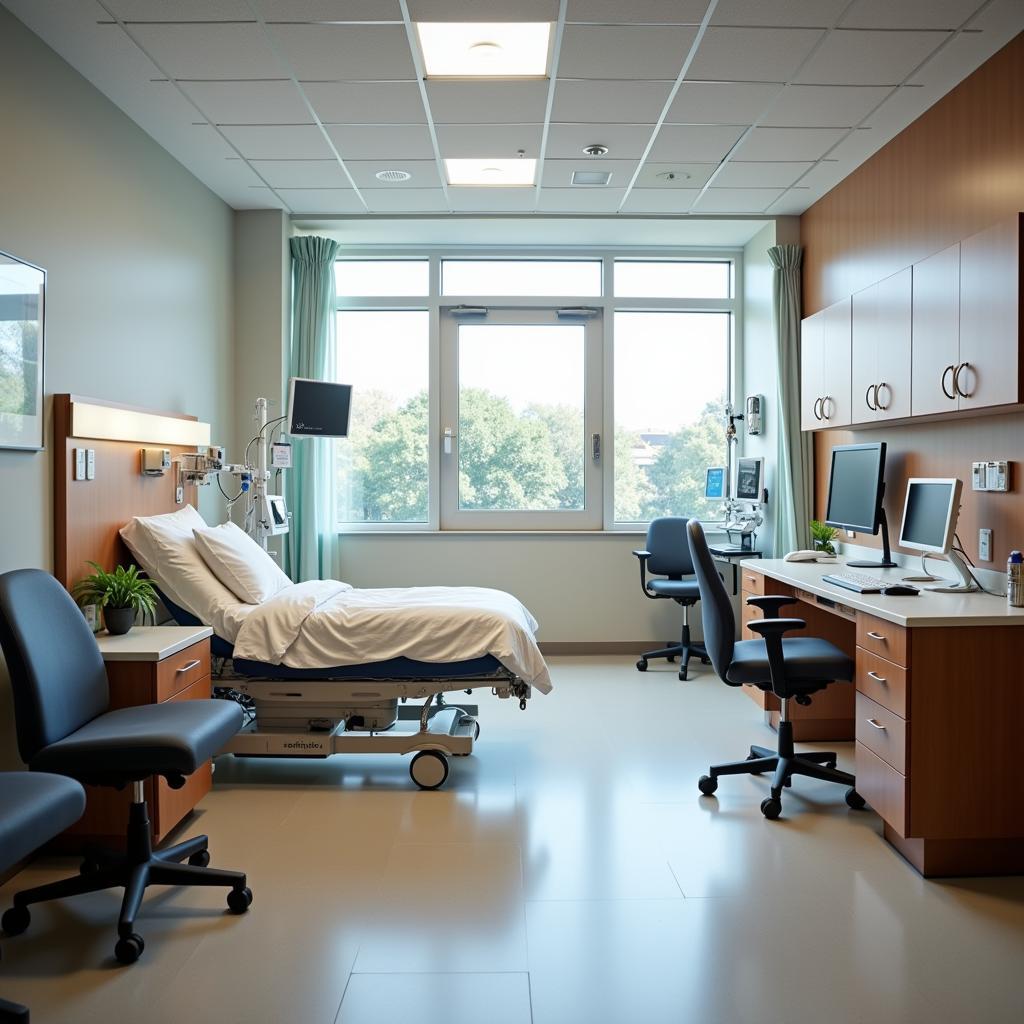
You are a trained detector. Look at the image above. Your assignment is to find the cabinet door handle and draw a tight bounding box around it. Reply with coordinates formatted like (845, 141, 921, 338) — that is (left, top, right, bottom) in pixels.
(865, 718, 887, 731)
(953, 361, 974, 398)
(866, 670, 887, 683)
(821, 395, 833, 420)
(176, 659, 201, 674)
(941, 364, 955, 400)
(875, 382, 890, 410)
(864, 384, 877, 411)
(813, 397, 823, 421)
(866, 631, 886, 641)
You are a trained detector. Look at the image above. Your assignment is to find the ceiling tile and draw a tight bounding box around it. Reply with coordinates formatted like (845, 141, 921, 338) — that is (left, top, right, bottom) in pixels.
(792, 160, 843, 189)
(247, 159, 349, 187)
(552, 80, 673, 124)
(760, 84, 891, 127)
(304, 82, 426, 124)
(648, 124, 748, 163)
(326, 124, 436, 159)
(129, 24, 286, 79)
(362, 189, 450, 213)
(765, 187, 815, 215)
(220, 124, 334, 159)
(558, 26, 698, 80)
(275, 188, 367, 213)
(229, 186, 288, 210)
(265, 24, 416, 81)
(447, 187, 538, 212)
(632, 162, 717, 187)
(179, 81, 311, 125)
(712, 160, 813, 187)
(436, 124, 543, 159)
(686, 27, 824, 81)
(711, 0, 848, 27)
(105, 0, 255, 19)
(566, 2, 708, 22)
(541, 159, 638, 187)
(408, 0, 559, 19)
(731, 126, 847, 160)
(426, 82, 549, 124)
(840, 0, 982, 30)
(907, 27, 1008, 87)
(620, 189, 700, 213)
(545, 123, 657, 159)
(345, 160, 443, 188)
(537, 188, 627, 212)
(794, 30, 951, 86)
(692, 187, 786, 212)
(254, 1, 403, 20)
(665, 81, 783, 124)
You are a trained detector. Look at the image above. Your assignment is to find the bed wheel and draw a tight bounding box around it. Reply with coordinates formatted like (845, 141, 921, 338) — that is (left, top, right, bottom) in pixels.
(410, 750, 449, 790)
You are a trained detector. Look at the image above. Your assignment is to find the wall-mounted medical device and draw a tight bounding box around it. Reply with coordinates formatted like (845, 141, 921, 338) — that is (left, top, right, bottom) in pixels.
(141, 447, 171, 476)
(263, 495, 289, 536)
(745, 395, 764, 435)
(704, 466, 727, 500)
(971, 460, 1010, 492)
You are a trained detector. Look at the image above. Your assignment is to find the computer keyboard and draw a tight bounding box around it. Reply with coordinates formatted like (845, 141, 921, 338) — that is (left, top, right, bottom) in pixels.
(821, 571, 890, 594)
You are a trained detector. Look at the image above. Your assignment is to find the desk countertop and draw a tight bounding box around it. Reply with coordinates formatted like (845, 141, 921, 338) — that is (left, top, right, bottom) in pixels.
(95, 625, 213, 661)
(745, 558, 1024, 628)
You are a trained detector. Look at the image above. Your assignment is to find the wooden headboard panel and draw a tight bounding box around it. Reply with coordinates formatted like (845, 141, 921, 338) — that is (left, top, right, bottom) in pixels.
(53, 394, 201, 590)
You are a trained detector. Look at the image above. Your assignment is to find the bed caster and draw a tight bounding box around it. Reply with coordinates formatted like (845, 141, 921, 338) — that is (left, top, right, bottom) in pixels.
(410, 749, 449, 790)
(697, 774, 718, 796)
(227, 886, 253, 914)
(114, 932, 145, 965)
(2, 905, 30, 936)
(188, 850, 211, 867)
(760, 797, 782, 820)
(845, 788, 866, 810)
(636, 658, 648, 672)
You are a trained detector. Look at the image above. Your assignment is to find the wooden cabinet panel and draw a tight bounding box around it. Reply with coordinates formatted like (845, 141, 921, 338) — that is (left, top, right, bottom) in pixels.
(911, 242, 961, 416)
(856, 742, 909, 833)
(821, 297, 852, 427)
(855, 648, 908, 718)
(800, 308, 825, 431)
(740, 568, 766, 596)
(856, 613, 907, 666)
(958, 214, 1022, 411)
(855, 692, 907, 774)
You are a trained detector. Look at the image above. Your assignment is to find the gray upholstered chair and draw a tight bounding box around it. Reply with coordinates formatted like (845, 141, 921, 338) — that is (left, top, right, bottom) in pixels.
(1, 772, 86, 1024)
(0, 569, 251, 966)
(686, 521, 866, 819)
(633, 516, 709, 680)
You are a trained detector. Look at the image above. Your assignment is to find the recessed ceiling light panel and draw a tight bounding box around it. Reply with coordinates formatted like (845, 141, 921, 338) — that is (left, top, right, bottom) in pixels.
(571, 170, 612, 186)
(445, 158, 537, 187)
(416, 22, 551, 78)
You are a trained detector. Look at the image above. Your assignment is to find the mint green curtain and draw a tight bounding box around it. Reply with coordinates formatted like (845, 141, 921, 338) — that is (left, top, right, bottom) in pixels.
(768, 244, 813, 554)
(285, 235, 341, 582)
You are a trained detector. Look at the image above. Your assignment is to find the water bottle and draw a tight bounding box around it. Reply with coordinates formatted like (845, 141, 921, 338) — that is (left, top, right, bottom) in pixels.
(1008, 551, 1024, 608)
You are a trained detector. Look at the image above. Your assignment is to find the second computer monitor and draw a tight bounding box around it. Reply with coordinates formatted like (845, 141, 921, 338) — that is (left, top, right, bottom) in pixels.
(825, 441, 896, 568)
(898, 478, 962, 555)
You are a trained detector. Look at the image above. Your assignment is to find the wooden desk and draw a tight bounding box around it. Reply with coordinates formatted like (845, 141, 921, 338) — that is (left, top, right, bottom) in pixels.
(741, 559, 1024, 878)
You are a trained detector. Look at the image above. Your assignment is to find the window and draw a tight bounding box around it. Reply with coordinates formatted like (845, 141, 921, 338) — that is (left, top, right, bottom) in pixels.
(334, 253, 737, 531)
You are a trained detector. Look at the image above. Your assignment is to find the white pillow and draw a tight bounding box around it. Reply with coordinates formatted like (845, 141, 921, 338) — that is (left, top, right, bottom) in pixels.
(192, 521, 292, 605)
(120, 504, 206, 572)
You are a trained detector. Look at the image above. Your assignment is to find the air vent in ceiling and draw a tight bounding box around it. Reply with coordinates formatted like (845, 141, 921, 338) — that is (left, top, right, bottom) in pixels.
(375, 169, 412, 182)
(571, 170, 613, 186)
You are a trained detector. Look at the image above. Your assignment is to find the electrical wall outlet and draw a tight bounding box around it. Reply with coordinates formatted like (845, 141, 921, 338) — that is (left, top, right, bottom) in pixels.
(979, 528, 992, 562)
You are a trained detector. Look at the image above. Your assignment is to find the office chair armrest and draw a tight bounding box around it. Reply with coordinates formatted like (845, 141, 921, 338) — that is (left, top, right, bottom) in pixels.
(748, 617, 806, 700)
(633, 550, 657, 598)
(745, 595, 799, 617)
(747, 617, 806, 637)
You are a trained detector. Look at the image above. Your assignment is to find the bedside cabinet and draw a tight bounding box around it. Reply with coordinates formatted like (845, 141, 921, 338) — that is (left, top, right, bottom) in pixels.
(58, 626, 215, 850)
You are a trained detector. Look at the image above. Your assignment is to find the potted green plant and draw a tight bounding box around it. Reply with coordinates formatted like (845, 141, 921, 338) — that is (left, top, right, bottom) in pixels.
(71, 562, 158, 636)
(810, 520, 839, 556)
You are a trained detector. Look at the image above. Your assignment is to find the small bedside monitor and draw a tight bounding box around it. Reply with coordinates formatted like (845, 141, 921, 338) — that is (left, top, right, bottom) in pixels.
(705, 466, 727, 500)
(734, 457, 764, 504)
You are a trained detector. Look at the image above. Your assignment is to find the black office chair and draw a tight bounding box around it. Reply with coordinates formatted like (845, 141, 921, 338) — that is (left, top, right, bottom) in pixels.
(0, 569, 252, 966)
(1, 772, 86, 1024)
(686, 522, 865, 819)
(633, 517, 709, 680)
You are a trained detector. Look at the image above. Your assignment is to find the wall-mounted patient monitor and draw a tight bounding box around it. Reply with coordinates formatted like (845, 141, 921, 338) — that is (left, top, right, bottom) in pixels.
(705, 466, 727, 500)
(286, 377, 353, 438)
(733, 457, 764, 504)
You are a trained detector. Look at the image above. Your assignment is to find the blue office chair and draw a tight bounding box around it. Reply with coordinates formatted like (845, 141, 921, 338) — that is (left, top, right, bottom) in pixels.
(633, 517, 709, 680)
(0, 569, 252, 966)
(686, 521, 866, 819)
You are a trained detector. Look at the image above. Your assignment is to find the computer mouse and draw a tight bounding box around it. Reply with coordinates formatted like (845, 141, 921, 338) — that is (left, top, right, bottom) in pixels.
(881, 584, 919, 596)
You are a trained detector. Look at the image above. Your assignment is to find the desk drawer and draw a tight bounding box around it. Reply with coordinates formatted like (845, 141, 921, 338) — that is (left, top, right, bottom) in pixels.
(856, 613, 907, 667)
(156, 642, 211, 702)
(856, 742, 909, 832)
(855, 649, 908, 718)
(855, 693, 906, 773)
(741, 568, 765, 596)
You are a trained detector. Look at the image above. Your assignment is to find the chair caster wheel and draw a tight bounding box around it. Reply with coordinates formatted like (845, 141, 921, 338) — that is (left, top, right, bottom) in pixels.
(701, 656, 711, 665)
(114, 933, 145, 964)
(227, 886, 253, 914)
(698, 775, 718, 796)
(745, 752, 764, 775)
(636, 659, 648, 672)
(845, 788, 866, 810)
(666, 655, 676, 663)
(678, 668, 688, 681)
(2, 905, 30, 936)
(826, 760, 837, 770)
(760, 797, 782, 820)
(79, 858, 101, 875)
(188, 850, 211, 867)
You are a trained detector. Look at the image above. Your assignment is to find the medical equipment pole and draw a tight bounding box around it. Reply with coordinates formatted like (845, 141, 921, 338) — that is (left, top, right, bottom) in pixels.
(253, 396, 269, 550)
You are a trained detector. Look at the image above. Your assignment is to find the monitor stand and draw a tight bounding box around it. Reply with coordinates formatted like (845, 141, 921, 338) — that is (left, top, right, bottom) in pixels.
(846, 508, 898, 569)
(925, 549, 980, 593)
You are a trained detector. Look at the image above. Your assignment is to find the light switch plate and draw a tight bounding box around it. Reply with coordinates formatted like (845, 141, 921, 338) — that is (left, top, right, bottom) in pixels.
(74, 448, 86, 481)
(86, 449, 96, 480)
(979, 528, 992, 562)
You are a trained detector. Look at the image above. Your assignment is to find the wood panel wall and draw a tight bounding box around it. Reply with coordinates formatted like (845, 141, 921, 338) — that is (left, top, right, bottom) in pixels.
(801, 32, 1024, 566)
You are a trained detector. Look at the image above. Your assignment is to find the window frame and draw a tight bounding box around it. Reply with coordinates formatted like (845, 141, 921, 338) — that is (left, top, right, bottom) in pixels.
(333, 247, 743, 533)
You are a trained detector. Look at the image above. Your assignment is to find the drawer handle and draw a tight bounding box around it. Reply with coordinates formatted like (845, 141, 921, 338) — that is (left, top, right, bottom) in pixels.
(176, 659, 201, 674)
(745, 576, 758, 583)
(866, 718, 887, 731)
(866, 670, 887, 683)
(866, 631, 886, 641)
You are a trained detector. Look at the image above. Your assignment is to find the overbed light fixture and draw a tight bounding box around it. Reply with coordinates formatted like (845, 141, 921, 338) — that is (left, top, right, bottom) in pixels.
(70, 400, 211, 447)
(416, 22, 552, 77)
(445, 158, 537, 187)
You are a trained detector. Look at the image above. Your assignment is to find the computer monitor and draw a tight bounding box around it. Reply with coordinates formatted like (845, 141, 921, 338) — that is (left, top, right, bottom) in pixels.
(734, 457, 764, 504)
(704, 466, 727, 500)
(286, 377, 352, 438)
(898, 479, 961, 554)
(824, 442, 896, 568)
